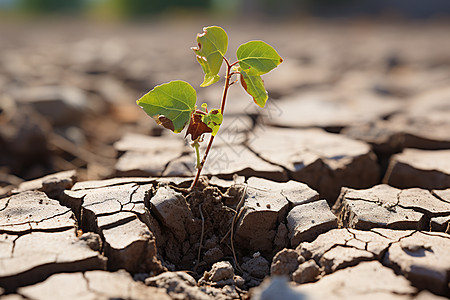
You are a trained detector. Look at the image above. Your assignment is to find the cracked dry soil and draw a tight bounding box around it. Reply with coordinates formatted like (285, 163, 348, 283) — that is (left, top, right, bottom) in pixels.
(1, 170, 450, 299)
(1, 19, 450, 300)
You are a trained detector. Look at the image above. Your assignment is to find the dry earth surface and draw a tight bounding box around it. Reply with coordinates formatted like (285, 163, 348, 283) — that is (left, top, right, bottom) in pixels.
(1, 18, 450, 299)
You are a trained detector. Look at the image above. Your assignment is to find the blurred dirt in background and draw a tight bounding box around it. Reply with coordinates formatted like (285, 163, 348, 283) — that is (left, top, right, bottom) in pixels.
(1, 0, 450, 192)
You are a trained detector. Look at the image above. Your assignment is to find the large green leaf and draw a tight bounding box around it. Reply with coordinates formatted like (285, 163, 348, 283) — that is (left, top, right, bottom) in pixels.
(239, 68, 268, 108)
(237, 40, 283, 76)
(192, 26, 228, 87)
(136, 80, 196, 133)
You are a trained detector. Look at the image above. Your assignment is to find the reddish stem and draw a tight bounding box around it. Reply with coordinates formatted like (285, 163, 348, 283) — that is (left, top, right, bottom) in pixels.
(190, 59, 232, 189)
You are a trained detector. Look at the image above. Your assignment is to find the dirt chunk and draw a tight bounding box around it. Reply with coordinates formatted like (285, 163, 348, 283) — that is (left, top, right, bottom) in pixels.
(0, 230, 107, 292)
(200, 261, 235, 286)
(241, 253, 270, 279)
(235, 181, 289, 252)
(287, 199, 338, 247)
(65, 181, 164, 274)
(78, 232, 102, 251)
(319, 245, 373, 273)
(271, 249, 302, 278)
(150, 186, 193, 243)
(430, 216, 450, 233)
(384, 148, 450, 190)
(271, 228, 413, 283)
(247, 126, 379, 202)
(0, 191, 75, 234)
(334, 185, 450, 231)
(18, 270, 170, 300)
(12, 170, 77, 200)
(333, 185, 425, 230)
(146, 271, 239, 300)
(383, 231, 450, 296)
(246, 177, 319, 206)
(292, 259, 320, 284)
(295, 261, 417, 299)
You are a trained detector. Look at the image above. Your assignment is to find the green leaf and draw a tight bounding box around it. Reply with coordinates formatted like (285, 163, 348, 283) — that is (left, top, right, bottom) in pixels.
(202, 109, 223, 136)
(236, 40, 283, 76)
(192, 26, 228, 87)
(239, 68, 268, 108)
(136, 80, 196, 133)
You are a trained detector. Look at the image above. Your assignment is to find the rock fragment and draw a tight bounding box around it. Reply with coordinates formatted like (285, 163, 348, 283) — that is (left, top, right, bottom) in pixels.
(384, 149, 450, 190)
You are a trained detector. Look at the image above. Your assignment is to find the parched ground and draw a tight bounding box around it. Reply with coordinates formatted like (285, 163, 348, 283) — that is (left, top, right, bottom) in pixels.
(1, 18, 450, 299)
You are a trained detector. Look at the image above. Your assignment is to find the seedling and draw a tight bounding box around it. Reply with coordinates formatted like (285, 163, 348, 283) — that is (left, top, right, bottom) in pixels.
(137, 26, 282, 189)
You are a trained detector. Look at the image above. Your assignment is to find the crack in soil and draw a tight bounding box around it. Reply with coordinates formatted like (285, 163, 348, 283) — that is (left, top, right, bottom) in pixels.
(397, 204, 450, 218)
(71, 179, 156, 192)
(431, 191, 450, 205)
(346, 228, 372, 252)
(0, 208, 73, 228)
(0, 197, 11, 212)
(98, 214, 137, 231)
(10, 234, 21, 258)
(419, 231, 450, 240)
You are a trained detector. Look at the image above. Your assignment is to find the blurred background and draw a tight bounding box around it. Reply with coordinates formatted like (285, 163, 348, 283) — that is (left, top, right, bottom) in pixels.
(1, 0, 450, 191)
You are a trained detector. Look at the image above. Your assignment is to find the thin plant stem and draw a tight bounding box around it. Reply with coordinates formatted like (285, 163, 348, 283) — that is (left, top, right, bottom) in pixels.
(190, 58, 233, 189)
(193, 140, 201, 168)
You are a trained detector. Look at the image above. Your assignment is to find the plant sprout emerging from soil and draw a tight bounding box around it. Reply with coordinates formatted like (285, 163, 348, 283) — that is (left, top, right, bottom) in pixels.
(137, 26, 282, 189)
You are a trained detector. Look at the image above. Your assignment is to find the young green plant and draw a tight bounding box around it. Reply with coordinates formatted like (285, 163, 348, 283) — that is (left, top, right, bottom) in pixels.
(137, 26, 282, 189)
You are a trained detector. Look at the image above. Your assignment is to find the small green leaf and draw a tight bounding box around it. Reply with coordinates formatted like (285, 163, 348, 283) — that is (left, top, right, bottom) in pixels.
(136, 80, 196, 133)
(202, 109, 223, 136)
(237, 41, 283, 75)
(239, 68, 268, 108)
(192, 26, 228, 87)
